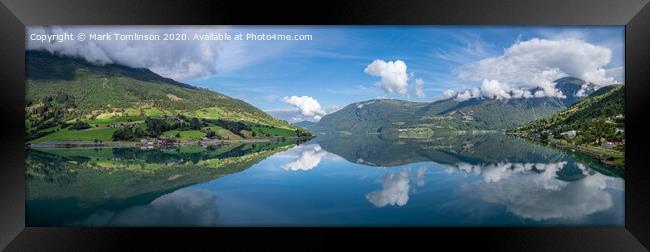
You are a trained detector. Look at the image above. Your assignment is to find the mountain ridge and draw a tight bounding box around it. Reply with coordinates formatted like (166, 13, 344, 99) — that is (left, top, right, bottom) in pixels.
(308, 77, 614, 136)
(25, 50, 303, 143)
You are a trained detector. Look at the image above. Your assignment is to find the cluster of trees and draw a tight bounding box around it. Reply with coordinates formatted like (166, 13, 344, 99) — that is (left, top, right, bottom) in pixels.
(26, 94, 77, 132)
(26, 94, 80, 141)
(511, 86, 624, 148)
(112, 127, 138, 141)
(553, 118, 622, 146)
(112, 116, 199, 141)
(70, 119, 91, 130)
(112, 116, 251, 141)
(295, 128, 312, 137)
(204, 119, 252, 138)
(205, 128, 217, 138)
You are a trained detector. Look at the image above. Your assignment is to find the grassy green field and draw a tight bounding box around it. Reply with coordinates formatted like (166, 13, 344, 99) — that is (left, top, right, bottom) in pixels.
(25, 50, 302, 144)
(85, 115, 145, 126)
(206, 126, 243, 140)
(29, 127, 119, 143)
(250, 124, 296, 137)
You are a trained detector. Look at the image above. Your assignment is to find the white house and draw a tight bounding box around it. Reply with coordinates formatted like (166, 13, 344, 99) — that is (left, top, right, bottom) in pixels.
(560, 130, 577, 138)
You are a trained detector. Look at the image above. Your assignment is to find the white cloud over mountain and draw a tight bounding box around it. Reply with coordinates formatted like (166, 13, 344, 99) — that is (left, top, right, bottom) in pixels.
(27, 26, 228, 81)
(414, 78, 425, 98)
(364, 59, 410, 97)
(266, 105, 342, 123)
(442, 89, 456, 99)
(452, 38, 619, 101)
(281, 96, 327, 121)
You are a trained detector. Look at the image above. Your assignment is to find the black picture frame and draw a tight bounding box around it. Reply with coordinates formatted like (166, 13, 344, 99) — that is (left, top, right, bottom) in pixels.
(1, 0, 648, 250)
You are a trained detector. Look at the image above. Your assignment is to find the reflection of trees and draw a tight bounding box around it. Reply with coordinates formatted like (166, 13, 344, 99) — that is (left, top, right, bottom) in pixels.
(26, 150, 78, 186)
(315, 133, 621, 178)
(26, 139, 303, 226)
(327, 132, 624, 214)
(110, 141, 296, 165)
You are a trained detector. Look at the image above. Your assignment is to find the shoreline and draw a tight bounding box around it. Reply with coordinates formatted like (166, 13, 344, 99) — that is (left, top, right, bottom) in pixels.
(508, 133, 624, 169)
(27, 137, 310, 149)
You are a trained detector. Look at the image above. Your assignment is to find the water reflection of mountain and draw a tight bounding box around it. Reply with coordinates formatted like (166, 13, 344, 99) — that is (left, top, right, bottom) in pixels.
(314, 133, 622, 179)
(459, 163, 622, 222)
(314, 133, 623, 222)
(26, 140, 299, 226)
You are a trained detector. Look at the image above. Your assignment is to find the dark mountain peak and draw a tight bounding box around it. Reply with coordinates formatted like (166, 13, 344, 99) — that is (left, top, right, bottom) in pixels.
(555, 76, 586, 84)
(553, 77, 597, 106)
(293, 121, 316, 129)
(26, 50, 197, 89)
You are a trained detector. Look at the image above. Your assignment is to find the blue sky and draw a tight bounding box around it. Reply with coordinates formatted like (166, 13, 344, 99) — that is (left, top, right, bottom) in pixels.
(182, 26, 623, 114)
(27, 26, 624, 122)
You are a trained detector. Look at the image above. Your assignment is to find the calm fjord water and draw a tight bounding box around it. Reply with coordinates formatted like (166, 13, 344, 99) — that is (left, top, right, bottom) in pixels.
(26, 134, 624, 226)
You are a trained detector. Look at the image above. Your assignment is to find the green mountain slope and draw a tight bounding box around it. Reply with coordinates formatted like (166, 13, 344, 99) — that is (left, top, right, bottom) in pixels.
(509, 85, 624, 167)
(410, 96, 566, 130)
(510, 85, 624, 141)
(312, 99, 428, 134)
(25, 50, 303, 143)
(311, 78, 609, 136)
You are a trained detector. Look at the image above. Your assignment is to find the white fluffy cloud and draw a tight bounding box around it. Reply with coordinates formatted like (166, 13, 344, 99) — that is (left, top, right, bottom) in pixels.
(282, 96, 327, 121)
(414, 78, 425, 98)
(27, 26, 228, 81)
(453, 38, 618, 101)
(366, 169, 411, 207)
(266, 105, 342, 123)
(454, 88, 481, 102)
(442, 89, 456, 99)
(364, 59, 410, 97)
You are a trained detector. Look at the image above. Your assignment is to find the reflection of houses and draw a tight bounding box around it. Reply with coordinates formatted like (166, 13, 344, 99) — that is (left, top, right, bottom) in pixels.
(560, 130, 576, 138)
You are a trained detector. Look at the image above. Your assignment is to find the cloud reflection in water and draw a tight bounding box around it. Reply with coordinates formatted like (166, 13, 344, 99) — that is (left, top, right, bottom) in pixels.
(449, 161, 619, 221)
(366, 169, 412, 207)
(74, 188, 220, 226)
(282, 144, 340, 171)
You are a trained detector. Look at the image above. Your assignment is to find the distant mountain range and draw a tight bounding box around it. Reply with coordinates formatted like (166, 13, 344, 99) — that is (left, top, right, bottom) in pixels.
(305, 77, 616, 137)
